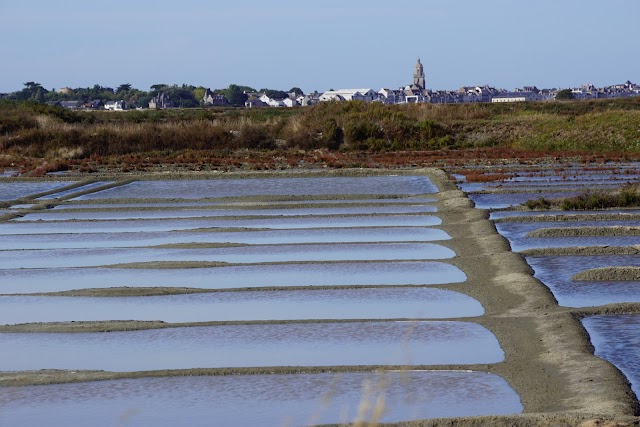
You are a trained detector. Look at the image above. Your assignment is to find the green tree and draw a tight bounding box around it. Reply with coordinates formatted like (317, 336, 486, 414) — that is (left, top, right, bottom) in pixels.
(33, 88, 45, 103)
(116, 83, 132, 93)
(555, 89, 574, 100)
(289, 87, 304, 96)
(224, 84, 249, 106)
(260, 89, 289, 100)
(193, 86, 207, 104)
(15, 82, 47, 101)
(150, 84, 168, 95)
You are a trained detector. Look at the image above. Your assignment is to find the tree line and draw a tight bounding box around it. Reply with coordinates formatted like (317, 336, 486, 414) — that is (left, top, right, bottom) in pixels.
(2, 82, 305, 108)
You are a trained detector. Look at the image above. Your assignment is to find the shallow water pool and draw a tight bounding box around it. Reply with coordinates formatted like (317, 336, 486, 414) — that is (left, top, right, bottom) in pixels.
(0, 227, 451, 250)
(0, 371, 522, 426)
(495, 220, 640, 252)
(36, 181, 113, 200)
(0, 214, 442, 234)
(0, 242, 455, 269)
(74, 176, 438, 200)
(0, 182, 75, 202)
(469, 192, 581, 210)
(15, 204, 438, 221)
(582, 315, 640, 397)
(0, 321, 504, 371)
(52, 197, 439, 210)
(489, 209, 640, 220)
(526, 255, 640, 307)
(0, 261, 466, 294)
(0, 287, 483, 324)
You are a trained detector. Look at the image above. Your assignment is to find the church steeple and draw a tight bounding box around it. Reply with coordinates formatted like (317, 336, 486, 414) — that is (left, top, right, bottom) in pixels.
(413, 58, 426, 90)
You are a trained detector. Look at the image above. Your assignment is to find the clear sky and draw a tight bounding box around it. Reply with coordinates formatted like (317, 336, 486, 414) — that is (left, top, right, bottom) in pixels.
(0, 0, 638, 93)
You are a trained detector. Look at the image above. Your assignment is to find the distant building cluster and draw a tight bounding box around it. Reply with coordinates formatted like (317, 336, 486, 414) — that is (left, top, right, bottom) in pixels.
(11, 59, 640, 110)
(300, 59, 640, 107)
(241, 59, 640, 108)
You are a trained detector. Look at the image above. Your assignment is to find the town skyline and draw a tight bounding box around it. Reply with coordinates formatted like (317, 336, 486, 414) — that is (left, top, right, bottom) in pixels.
(1, 0, 638, 94)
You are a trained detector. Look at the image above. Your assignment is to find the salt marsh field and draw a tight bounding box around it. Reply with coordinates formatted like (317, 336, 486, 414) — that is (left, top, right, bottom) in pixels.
(0, 172, 523, 426)
(2, 168, 639, 426)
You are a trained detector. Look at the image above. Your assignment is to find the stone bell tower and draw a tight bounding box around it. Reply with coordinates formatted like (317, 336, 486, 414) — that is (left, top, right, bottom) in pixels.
(413, 58, 426, 90)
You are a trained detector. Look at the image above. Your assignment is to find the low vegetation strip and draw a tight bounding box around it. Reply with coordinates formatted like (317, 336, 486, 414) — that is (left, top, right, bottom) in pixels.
(572, 267, 640, 282)
(525, 184, 640, 210)
(3, 98, 640, 175)
(527, 226, 640, 238)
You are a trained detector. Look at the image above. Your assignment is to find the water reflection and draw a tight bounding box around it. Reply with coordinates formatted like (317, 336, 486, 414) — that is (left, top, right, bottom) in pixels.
(0, 242, 455, 269)
(582, 315, 640, 397)
(527, 255, 640, 307)
(53, 197, 438, 210)
(0, 321, 504, 371)
(36, 182, 113, 200)
(0, 288, 484, 324)
(16, 205, 438, 221)
(0, 215, 442, 234)
(0, 371, 522, 426)
(0, 227, 451, 250)
(469, 192, 581, 210)
(75, 176, 438, 200)
(460, 181, 624, 193)
(490, 209, 640, 220)
(0, 261, 466, 294)
(0, 182, 75, 202)
(495, 220, 640, 252)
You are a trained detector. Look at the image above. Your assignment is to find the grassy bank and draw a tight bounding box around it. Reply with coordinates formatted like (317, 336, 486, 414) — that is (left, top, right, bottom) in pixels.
(2, 98, 640, 174)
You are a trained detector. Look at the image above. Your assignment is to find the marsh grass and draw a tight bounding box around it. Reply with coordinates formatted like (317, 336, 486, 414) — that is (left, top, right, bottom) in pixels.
(524, 183, 640, 210)
(4, 98, 640, 174)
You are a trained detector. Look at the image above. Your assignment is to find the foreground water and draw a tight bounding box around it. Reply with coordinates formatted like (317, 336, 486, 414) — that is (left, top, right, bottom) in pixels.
(0, 174, 523, 422)
(582, 315, 640, 397)
(0, 321, 503, 371)
(0, 288, 484, 324)
(0, 371, 522, 426)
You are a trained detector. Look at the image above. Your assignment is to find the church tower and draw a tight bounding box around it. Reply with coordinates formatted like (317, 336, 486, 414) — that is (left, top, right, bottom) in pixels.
(413, 58, 426, 90)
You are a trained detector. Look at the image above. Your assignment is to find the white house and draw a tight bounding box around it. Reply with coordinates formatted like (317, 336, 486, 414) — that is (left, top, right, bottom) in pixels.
(282, 98, 297, 107)
(320, 89, 378, 102)
(379, 88, 405, 104)
(104, 100, 126, 111)
(491, 92, 538, 103)
(298, 93, 320, 106)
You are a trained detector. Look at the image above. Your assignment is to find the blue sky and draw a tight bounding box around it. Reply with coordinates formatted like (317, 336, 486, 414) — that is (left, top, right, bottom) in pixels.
(0, 0, 638, 93)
